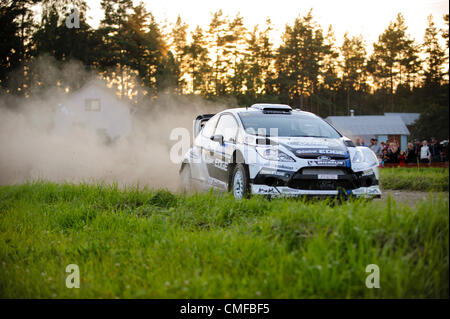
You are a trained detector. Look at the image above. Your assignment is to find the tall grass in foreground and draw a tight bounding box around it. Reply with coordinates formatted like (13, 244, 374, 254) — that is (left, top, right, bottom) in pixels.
(379, 167, 449, 191)
(0, 182, 448, 298)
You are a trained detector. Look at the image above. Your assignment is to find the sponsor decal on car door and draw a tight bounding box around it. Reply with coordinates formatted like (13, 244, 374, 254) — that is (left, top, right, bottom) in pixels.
(206, 114, 238, 183)
(209, 140, 229, 182)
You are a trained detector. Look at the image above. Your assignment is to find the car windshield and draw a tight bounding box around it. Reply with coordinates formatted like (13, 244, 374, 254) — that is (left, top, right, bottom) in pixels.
(238, 112, 341, 138)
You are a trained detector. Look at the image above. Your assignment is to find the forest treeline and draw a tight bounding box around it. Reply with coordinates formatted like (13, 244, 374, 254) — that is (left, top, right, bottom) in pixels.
(1, 0, 449, 138)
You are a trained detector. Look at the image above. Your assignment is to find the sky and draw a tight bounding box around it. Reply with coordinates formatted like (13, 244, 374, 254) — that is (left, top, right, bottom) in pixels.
(85, 0, 449, 49)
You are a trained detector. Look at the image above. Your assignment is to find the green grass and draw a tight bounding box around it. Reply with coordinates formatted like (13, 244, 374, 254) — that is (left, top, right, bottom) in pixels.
(0, 182, 448, 298)
(380, 167, 449, 191)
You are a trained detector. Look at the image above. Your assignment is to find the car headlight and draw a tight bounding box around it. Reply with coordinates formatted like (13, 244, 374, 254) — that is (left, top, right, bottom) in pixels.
(352, 150, 365, 163)
(256, 147, 295, 162)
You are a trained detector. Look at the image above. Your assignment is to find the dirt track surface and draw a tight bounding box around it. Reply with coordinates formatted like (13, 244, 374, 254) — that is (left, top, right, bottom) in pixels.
(378, 189, 449, 205)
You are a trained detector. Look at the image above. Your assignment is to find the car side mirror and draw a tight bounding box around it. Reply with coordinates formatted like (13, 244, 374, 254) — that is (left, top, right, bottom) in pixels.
(211, 134, 224, 145)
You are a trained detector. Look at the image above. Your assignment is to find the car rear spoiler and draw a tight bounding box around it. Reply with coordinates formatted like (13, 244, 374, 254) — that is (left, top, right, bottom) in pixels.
(194, 114, 215, 137)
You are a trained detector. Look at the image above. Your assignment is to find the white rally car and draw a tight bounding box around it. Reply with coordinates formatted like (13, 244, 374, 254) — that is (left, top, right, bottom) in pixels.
(179, 104, 381, 199)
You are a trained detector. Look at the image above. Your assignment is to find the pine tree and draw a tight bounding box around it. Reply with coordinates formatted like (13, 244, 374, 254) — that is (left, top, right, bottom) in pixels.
(126, 5, 154, 92)
(156, 51, 180, 94)
(207, 10, 227, 96)
(171, 15, 188, 93)
(341, 33, 367, 113)
(423, 15, 446, 90)
(34, 4, 60, 58)
(98, 0, 134, 98)
(241, 20, 275, 102)
(226, 13, 247, 95)
(36, 0, 91, 62)
(0, 1, 23, 92)
(259, 18, 275, 97)
(242, 25, 261, 101)
(368, 13, 418, 111)
(320, 25, 340, 116)
(130, 7, 170, 97)
(399, 38, 421, 90)
(442, 14, 449, 50)
(276, 10, 325, 109)
(184, 26, 211, 95)
(7, 0, 38, 96)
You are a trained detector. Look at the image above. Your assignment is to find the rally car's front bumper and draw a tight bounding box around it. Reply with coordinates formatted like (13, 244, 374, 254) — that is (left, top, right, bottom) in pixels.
(249, 164, 382, 198)
(251, 184, 382, 198)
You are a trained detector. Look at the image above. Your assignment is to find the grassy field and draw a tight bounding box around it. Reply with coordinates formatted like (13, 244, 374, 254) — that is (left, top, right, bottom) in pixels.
(379, 167, 449, 191)
(0, 181, 448, 298)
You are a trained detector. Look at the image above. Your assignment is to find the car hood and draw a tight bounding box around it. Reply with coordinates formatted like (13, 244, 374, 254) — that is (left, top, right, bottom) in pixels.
(269, 136, 348, 158)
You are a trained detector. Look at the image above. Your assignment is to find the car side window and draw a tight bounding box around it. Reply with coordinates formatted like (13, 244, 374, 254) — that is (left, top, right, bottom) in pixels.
(215, 114, 238, 143)
(201, 115, 219, 138)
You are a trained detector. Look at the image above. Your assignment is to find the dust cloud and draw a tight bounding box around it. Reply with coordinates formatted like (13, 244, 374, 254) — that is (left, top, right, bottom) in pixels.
(0, 59, 227, 191)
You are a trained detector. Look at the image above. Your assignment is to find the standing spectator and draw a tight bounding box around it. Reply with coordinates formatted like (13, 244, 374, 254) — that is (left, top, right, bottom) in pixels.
(355, 137, 361, 146)
(429, 137, 441, 162)
(414, 139, 421, 159)
(420, 140, 431, 164)
(370, 138, 382, 157)
(399, 151, 406, 166)
(405, 142, 417, 163)
(361, 138, 366, 146)
(439, 139, 449, 162)
(384, 142, 400, 163)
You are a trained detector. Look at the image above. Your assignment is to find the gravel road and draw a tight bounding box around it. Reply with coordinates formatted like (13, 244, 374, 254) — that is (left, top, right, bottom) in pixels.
(377, 189, 449, 205)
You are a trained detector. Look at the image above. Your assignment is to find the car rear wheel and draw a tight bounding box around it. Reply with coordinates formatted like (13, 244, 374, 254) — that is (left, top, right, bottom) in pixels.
(231, 164, 250, 199)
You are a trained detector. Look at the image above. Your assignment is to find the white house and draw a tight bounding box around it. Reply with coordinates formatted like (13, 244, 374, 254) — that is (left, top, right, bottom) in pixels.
(384, 113, 420, 127)
(53, 81, 132, 141)
(326, 114, 410, 151)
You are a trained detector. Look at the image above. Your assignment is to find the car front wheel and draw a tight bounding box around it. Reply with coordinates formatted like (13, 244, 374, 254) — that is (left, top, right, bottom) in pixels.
(231, 164, 250, 199)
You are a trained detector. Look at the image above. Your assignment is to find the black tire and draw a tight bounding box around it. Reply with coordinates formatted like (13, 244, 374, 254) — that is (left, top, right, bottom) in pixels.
(231, 164, 250, 199)
(179, 164, 192, 193)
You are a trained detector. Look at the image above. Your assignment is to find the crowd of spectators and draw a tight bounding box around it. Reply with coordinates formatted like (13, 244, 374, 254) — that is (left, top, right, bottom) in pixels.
(356, 137, 449, 165)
